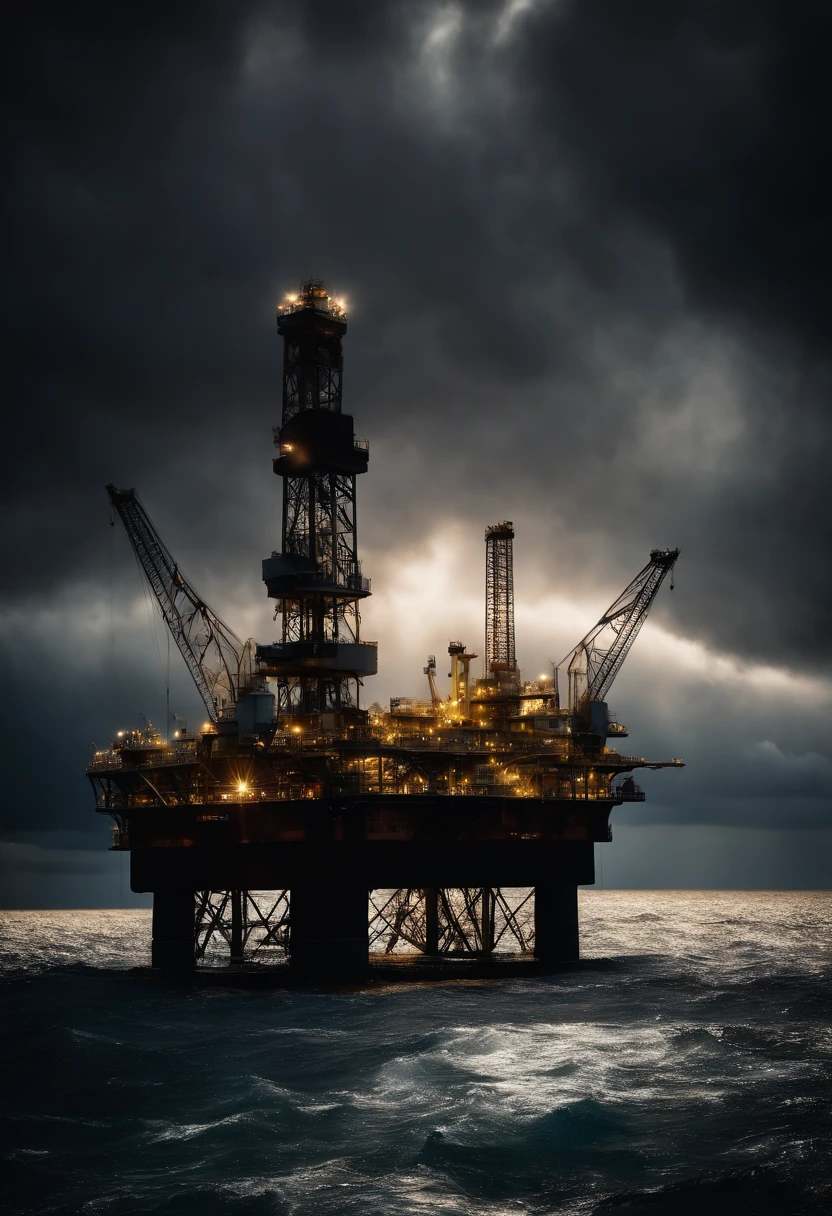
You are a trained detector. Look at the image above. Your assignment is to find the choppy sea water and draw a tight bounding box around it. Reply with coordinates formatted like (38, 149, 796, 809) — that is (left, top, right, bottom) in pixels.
(2, 891, 831, 1215)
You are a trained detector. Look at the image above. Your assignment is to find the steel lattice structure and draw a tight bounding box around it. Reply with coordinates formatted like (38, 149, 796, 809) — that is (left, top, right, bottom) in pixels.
(369, 888, 535, 955)
(195, 890, 290, 963)
(485, 521, 517, 682)
(280, 472, 363, 643)
(194, 887, 535, 964)
(260, 280, 376, 718)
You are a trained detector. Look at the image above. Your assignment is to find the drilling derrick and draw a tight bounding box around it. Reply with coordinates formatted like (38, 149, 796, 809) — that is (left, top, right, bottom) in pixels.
(258, 279, 377, 724)
(485, 521, 517, 691)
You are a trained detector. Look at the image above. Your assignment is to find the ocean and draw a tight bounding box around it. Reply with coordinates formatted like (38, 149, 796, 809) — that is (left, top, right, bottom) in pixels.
(2, 891, 831, 1214)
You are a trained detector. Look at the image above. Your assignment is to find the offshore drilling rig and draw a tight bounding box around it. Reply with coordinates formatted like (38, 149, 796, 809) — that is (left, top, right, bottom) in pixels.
(88, 279, 682, 973)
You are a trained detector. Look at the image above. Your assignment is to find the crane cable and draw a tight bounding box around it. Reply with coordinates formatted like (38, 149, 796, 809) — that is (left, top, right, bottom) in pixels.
(124, 527, 171, 738)
(111, 503, 167, 711)
(166, 629, 171, 744)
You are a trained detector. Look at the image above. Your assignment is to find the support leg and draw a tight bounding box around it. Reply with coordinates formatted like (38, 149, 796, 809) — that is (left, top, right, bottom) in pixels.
(230, 889, 244, 963)
(534, 884, 579, 962)
(289, 880, 369, 973)
(481, 887, 495, 953)
(424, 888, 439, 955)
(151, 890, 195, 969)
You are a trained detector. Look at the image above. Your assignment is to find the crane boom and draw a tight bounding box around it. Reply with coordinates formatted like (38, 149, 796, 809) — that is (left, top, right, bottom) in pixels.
(424, 655, 442, 710)
(106, 485, 251, 723)
(561, 548, 679, 716)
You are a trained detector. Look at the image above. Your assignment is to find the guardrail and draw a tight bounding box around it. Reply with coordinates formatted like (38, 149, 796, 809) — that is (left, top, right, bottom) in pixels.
(87, 744, 199, 772)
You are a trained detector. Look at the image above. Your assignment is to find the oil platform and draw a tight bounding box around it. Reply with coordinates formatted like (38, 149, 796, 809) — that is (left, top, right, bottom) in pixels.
(88, 279, 682, 973)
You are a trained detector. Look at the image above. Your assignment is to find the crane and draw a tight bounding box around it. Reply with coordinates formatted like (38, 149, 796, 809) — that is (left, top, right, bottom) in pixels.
(423, 655, 442, 711)
(106, 485, 256, 724)
(560, 548, 679, 720)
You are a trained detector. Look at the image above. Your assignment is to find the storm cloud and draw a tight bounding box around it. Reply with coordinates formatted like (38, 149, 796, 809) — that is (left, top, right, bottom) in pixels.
(3, 0, 830, 899)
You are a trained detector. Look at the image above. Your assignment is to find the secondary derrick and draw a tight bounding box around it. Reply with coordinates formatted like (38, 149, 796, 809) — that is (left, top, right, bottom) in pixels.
(88, 279, 683, 974)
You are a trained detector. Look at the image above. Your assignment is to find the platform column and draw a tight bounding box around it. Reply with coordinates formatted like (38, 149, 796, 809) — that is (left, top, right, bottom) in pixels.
(151, 891, 195, 969)
(534, 885, 579, 961)
(289, 881, 369, 973)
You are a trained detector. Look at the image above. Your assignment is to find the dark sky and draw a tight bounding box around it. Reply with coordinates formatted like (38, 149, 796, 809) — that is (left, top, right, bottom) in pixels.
(3, 0, 831, 905)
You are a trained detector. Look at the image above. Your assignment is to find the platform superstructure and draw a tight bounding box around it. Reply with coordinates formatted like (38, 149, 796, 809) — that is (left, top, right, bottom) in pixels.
(88, 280, 683, 972)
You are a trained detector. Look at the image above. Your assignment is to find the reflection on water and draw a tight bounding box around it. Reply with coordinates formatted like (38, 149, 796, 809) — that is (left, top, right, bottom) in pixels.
(2, 892, 831, 1214)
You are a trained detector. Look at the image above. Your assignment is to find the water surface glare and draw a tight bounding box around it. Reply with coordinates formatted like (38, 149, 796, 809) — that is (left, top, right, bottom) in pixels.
(2, 891, 831, 1214)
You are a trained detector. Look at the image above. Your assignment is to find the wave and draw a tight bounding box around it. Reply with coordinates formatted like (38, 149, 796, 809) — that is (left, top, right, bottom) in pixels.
(593, 1163, 832, 1215)
(4, 897, 832, 1214)
(418, 1100, 640, 1200)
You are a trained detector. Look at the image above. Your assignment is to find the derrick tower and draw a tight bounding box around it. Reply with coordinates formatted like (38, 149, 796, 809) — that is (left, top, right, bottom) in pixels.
(484, 521, 517, 688)
(259, 279, 377, 722)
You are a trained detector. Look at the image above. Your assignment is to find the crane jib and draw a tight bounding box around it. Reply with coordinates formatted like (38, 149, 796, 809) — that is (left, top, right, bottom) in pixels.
(105, 485, 248, 723)
(559, 549, 679, 715)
